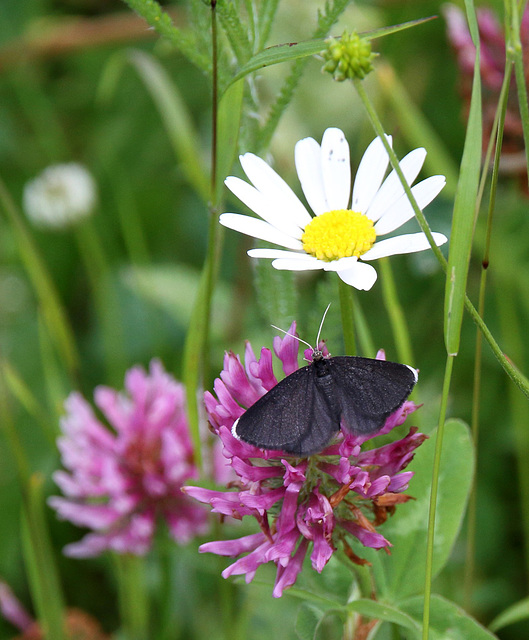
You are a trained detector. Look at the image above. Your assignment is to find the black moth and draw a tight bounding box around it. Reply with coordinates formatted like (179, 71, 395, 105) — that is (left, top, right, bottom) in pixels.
(233, 349, 417, 456)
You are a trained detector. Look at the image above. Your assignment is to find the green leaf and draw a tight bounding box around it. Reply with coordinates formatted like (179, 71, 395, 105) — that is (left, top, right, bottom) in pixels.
(215, 79, 244, 203)
(345, 599, 421, 635)
(489, 596, 529, 632)
(295, 603, 326, 640)
(444, 1, 482, 355)
(400, 594, 498, 639)
(380, 419, 474, 599)
(229, 18, 436, 85)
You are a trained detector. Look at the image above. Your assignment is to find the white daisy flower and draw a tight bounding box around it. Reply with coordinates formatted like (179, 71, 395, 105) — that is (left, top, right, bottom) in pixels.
(220, 128, 447, 291)
(23, 163, 97, 230)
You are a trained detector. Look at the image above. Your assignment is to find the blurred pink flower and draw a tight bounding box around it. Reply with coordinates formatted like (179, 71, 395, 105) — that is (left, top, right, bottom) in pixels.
(444, 3, 529, 177)
(49, 360, 209, 557)
(184, 326, 426, 597)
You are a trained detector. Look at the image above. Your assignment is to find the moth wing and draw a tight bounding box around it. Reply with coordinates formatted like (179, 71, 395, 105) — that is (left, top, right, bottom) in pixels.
(328, 356, 417, 436)
(234, 364, 339, 455)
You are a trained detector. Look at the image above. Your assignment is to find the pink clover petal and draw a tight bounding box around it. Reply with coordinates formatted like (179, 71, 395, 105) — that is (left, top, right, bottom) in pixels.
(364, 475, 391, 498)
(282, 459, 307, 485)
(318, 458, 352, 484)
(243, 342, 270, 396)
(388, 471, 414, 492)
(339, 520, 391, 549)
(273, 322, 300, 375)
(265, 528, 301, 563)
(221, 539, 272, 579)
(357, 428, 426, 473)
(231, 456, 282, 482)
(310, 531, 334, 573)
(239, 487, 286, 512)
(272, 538, 309, 598)
(213, 379, 245, 421)
(250, 347, 278, 391)
(200, 532, 267, 556)
(221, 352, 261, 408)
(0, 582, 34, 632)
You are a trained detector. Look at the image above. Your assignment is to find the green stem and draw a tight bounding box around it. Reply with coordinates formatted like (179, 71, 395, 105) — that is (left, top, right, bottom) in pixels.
(353, 78, 529, 401)
(21, 475, 67, 640)
(352, 296, 375, 357)
(422, 355, 454, 639)
(379, 258, 414, 366)
(464, 54, 511, 611)
(114, 554, 150, 640)
(0, 366, 66, 639)
(508, 0, 529, 187)
(182, 0, 225, 470)
(338, 277, 356, 355)
(75, 219, 125, 385)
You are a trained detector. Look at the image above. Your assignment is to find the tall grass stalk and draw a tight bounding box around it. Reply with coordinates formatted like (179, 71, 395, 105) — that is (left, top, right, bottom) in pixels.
(422, 355, 454, 639)
(75, 218, 126, 385)
(464, 53, 512, 610)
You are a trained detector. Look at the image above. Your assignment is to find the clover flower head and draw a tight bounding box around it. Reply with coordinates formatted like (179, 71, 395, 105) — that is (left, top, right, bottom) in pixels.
(23, 163, 97, 229)
(185, 326, 426, 597)
(220, 127, 447, 291)
(49, 360, 208, 557)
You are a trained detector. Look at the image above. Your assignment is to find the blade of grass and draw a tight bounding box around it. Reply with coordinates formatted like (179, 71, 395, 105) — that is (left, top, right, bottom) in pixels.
(21, 475, 67, 640)
(0, 176, 79, 382)
(444, 0, 482, 357)
(465, 53, 511, 610)
(125, 49, 211, 204)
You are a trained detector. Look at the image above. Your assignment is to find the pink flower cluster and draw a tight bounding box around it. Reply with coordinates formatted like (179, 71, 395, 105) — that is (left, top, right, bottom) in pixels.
(184, 325, 426, 597)
(49, 360, 208, 557)
(444, 3, 529, 175)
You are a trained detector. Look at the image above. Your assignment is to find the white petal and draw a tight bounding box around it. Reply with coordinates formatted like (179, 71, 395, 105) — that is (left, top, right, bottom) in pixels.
(219, 213, 303, 250)
(320, 256, 360, 272)
(271, 257, 324, 271)
(295, 137, 328, 215)
(352, 135, 392, 214)
(239, 153, 312, 228)
(247, 248, 308, 260)
(225, 176, 303, 238)
(320, 128, 351, 211)
(365, 148, 427, 223)
(361, 232, 448, 261)
(337, 261, 378, 290)
(374, 175, 446, 235)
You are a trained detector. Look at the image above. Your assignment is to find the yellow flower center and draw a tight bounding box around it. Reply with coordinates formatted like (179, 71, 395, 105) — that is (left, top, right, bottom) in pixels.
(301, 209, 376, 261)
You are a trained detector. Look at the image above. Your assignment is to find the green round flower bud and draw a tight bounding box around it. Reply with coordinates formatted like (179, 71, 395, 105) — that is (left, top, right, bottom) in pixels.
(321, 31, 377, 81)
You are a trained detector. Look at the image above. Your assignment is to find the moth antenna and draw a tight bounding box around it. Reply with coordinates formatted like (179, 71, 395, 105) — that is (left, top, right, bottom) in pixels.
(315, 303, 331, 348)
(271, 325, 313, 351)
